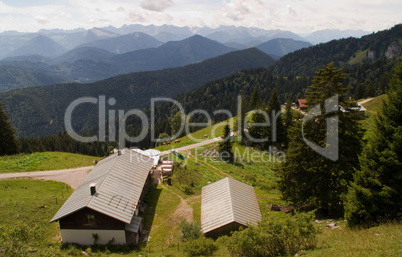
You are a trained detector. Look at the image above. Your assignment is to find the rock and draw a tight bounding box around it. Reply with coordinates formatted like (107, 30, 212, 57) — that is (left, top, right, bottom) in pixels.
(385, 42, 402, 59)
(325, 223, 337, 228)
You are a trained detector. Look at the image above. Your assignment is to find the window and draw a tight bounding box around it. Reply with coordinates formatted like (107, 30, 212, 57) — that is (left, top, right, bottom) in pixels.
(87, 214, 95, 225)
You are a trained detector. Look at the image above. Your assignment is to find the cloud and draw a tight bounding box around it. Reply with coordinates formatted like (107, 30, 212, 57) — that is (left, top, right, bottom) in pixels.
(35, 16, 50, 25)
(128, 10, 147, 22)
(140, 0, 173, 12)
(287, 5, 297, 16)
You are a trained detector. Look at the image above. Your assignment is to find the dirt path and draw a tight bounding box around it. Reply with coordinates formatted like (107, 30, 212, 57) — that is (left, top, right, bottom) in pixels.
(159, 137, 222, 156)
(0, 166, 93, 189)
(159, 183, 193, 224)
(358, 98, 374, 105)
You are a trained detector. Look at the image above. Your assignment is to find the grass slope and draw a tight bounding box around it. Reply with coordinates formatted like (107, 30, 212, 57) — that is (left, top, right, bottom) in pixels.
(0, 151, 95, 173)
(0, 179, 72, 256)
(1, 109, 399, 256)
(305, 221, 402, 256)
(360, 94, 388, 114)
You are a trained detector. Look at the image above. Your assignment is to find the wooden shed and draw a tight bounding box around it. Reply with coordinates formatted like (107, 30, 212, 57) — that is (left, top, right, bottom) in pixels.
(50, 148, 154, 245)
(201, 177, 262, 238)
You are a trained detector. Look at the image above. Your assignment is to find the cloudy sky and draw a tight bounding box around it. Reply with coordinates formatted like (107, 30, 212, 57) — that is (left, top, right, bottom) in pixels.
(0, 0, 401, 34)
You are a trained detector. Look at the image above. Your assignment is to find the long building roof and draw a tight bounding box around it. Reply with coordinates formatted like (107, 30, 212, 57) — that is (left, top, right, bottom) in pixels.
(50, 148, 154, 224)
(201, 177, 262, 234)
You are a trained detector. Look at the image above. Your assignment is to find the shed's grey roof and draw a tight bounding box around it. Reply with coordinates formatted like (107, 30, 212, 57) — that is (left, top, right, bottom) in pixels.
(50, 148, 154, 224)
(201, 177, 262, 234)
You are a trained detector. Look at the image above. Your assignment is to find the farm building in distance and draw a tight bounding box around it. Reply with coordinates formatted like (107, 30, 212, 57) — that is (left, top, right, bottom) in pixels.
(201, 177, 262, 238)
(50, 148, 154, 245)
(296, 98, 308, 109)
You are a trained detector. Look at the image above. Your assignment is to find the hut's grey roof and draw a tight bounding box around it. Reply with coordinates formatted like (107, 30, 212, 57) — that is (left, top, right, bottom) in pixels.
(201, 177, 262, 234)
(50, 148, 154, 224)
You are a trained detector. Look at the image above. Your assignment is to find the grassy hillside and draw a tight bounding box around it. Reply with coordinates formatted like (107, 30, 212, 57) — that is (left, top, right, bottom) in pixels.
(1, 146, 399, 256)
(305, 221, 401, 256)
(360, 94, 388, 114)
(0, 152, 95, 173)
(0, 179, 72, 257)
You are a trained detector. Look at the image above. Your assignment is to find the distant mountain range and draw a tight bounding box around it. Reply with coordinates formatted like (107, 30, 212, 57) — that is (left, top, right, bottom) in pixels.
(256, 38, 312, 59)
(0, 24, 400, 139)
(78, 32, 163, 54)
(2, 24, 401, 139)
(0, 48, 276, 137)
(0, 24, 371, 59)
(0, 35, 237, 83)
(304, 29, 370, 45)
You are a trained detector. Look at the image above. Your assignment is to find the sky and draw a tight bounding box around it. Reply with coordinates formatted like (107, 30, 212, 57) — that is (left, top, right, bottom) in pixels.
(0, 0, 401, 34)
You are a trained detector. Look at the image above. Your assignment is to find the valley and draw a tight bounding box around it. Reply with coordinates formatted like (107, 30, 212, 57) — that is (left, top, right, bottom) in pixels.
(0, 20, 401, 257)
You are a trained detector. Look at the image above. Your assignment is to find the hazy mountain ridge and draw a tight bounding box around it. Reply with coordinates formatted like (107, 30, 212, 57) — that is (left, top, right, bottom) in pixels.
(0, 35, 236, 83)
(77, 32, 163, 54)
(305, 29, 370, 44)
(256, 38, 312, 59)
(0, 65, 63, 92)
(0, 24, 370, 58)
(0, 48, 275, 137)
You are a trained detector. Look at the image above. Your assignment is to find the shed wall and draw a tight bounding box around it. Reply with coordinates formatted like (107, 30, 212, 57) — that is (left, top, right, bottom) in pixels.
(60, 229, 126, 245)
(59, 208, 125, 230)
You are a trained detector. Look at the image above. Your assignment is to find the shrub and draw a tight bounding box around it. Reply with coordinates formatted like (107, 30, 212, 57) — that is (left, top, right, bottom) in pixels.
(0, 224, 43, 257)
(180, 220, 202, 241)
(223, 213, 318, 257)
(182, 237, 217, 257)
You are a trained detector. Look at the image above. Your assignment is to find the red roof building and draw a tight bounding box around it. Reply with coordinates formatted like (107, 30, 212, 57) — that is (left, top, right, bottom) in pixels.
(297, 99, 308, 109)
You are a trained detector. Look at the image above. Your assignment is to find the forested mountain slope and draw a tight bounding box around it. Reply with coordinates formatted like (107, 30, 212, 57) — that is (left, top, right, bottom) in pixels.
(0, 48, 275, 137)
(271, 24, 402, 76)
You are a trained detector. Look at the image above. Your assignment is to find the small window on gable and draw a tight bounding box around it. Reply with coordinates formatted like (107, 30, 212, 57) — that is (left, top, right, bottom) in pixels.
(87, 214, 95, 224)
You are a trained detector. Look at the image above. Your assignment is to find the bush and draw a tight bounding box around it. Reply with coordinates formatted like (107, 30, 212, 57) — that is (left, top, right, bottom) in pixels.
(223, 213, 318, 257)
(0, 224, 43, 257)
(182, 237, 217, 257)
(180, 220, 202, 241)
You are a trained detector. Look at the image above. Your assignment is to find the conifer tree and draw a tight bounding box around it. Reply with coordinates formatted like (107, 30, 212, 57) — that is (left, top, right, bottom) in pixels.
(283, 94, 293, 148)
(0, 102, 19, 155)
(265, 88, 285, 148)
(249, 86, 261, 109)
(345, 60, 402, 227)
(237, 95, 248, 145)
(277, 63, 362, 217)
(219, 123, 234, 163)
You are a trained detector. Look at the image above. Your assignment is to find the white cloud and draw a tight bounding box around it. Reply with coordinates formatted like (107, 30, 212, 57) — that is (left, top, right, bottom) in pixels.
(0, 0, 400, 34)
(35, 16, 50, 25)
(141, 0, 173, 12)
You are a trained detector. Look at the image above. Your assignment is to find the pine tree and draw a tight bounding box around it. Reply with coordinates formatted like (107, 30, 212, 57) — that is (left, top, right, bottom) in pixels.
(277, 63, 362, 217)
(170, 111, 187, 138)
(218, 123, 234, 163)
(247, 110, 268, 147)
(249, 86, 261, 109)
(265, 88, 285, 148)
(237, 95, 248, 145)
(283, 94, 293, 148)
(345, 60, 402, 227)
(0, 102, 19, 155)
